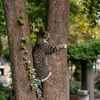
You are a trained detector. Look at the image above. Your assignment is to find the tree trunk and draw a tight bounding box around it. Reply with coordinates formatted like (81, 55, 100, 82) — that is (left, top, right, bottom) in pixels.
(43, 0, 70, 100)
(81, 60, 94, 100)
(2, 0, 38, 100)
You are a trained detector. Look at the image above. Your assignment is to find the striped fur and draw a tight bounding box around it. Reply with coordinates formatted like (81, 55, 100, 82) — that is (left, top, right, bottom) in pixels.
(32, 31, 67, 82)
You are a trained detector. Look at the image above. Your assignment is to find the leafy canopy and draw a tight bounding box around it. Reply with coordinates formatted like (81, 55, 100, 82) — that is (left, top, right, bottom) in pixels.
(81, 0, 100, 26)
(68, 39, 100, 64)
(0, 1, 7, 36)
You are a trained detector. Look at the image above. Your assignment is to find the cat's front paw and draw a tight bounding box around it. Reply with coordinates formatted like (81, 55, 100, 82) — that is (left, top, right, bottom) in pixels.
(57, 44, 67, 49)
(64, 44, 67, 49)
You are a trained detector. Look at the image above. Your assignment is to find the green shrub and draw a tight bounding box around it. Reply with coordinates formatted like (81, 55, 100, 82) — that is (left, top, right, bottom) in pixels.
(95, 81, 100, 90)
(2, 47, 10, 62)
(70, 81, 81, 94)
(0, 83, 15, 100)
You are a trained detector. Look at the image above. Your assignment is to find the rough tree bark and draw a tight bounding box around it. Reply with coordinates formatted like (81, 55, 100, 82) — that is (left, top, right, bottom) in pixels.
(2, 0, 38, 100)
(43, 0, 70, 100)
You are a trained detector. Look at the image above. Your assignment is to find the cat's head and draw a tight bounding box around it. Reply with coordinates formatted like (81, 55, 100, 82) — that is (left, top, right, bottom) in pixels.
(36, 31, 50, 40)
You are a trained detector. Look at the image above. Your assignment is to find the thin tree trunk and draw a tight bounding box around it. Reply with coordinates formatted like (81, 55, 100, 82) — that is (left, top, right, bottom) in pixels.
(2, 0, 38, 100)
(43, 0, 70, 100)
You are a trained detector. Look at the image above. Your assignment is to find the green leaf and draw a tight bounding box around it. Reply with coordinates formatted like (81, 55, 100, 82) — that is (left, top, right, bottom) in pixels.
(23, 57, 27, 60)
(37, 93, 41, 98)
(26, 61, 31, 65)
(19, 14, 25, 18)
(21, 44, 25, 49)
(30, 69, 36, 75)
(22, 37, 29, 43)
(25, 50, 29, 54)
(37, 89, 42, 94)
(40, 98, 44, 100)
(19, 18, 25, 25)
(33, 79, 40, 85)
(31, 83, 37, 91)
(27, 66, 31, 69)
(29, 74, 35, 80)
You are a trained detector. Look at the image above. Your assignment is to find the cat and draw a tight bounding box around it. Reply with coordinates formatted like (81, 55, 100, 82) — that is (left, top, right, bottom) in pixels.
(32, 31, 67, 82)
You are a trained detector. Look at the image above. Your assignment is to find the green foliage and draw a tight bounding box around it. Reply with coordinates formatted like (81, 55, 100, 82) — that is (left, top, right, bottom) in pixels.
(33, 79, 40, 85)
(29, 74, 35, 80)
(37, 89, 42, 94)
(0, 1, 7, 36)
(25, 0, 46, 34)
(32, 41, 36, 47)
(25, 50, 29, 54)
(23, 57, 27, 60)
(30, 69, 36, 75)
(31, 83, 37, 91)
(0, 83, 15, 100)
(21, 44, 25, 49)
(26, 0, 80, 27)
(26, 0, 46, 23)
(95, 81, 100, 90)
(68, 39, 100, 64)
(70, 0, 80, 16)
(69, 0, 100, 44)
(69, 13, 100, 44)
(27, 66, 31, 69)
(77, 70, 81, 76)
(19, 14, 25, 18)
(26, 61, 31, 65)
(37, 93, 42, 99)
(19, 13, 25, 25)
(37, 88, 44, 100)
(81, 0, 100, 26)
(22, 37, 29, 43)
(40, 98, 44, 100)
(2, 47, 10, 62)
(18, 18, 25, 25)
(70, 81, 81, 94)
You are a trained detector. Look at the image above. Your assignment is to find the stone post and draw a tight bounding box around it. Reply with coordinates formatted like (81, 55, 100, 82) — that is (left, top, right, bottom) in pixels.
(81, 61, 94, 100)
